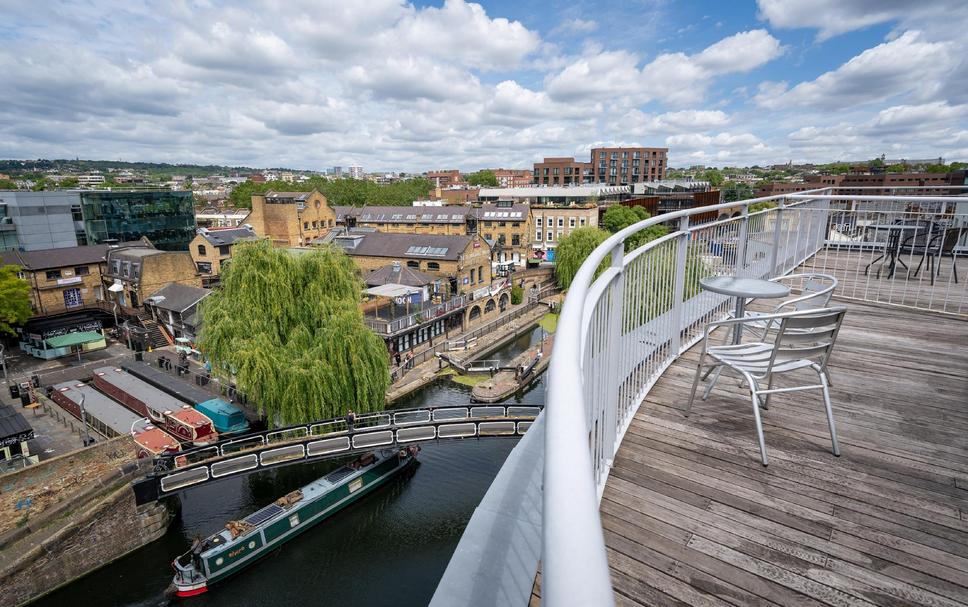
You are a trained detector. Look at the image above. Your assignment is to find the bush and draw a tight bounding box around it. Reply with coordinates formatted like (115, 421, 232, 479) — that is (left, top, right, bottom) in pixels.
(510, 285, 523, 305)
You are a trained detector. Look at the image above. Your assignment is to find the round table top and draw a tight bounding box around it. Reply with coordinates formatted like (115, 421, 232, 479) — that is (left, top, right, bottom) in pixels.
(700, 275, 790, 299)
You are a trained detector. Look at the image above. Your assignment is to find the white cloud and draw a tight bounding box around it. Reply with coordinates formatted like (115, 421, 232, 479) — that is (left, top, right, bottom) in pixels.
(755, 31, 953, 110)
(546, 29, 784, 105)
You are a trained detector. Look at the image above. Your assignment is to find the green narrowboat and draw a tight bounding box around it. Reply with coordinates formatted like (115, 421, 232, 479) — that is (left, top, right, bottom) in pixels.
(171, 446, 419, 597)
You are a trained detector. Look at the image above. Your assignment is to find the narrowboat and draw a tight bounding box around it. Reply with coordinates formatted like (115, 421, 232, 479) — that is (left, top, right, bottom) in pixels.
(121, 362, 250, 434)
(91, 366, 219, 446)
(171, 446, 419, 597)
(49, 380, 182, 458)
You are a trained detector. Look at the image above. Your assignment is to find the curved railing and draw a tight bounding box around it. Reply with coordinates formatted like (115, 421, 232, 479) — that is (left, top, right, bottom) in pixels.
(541, 185, 968, 605)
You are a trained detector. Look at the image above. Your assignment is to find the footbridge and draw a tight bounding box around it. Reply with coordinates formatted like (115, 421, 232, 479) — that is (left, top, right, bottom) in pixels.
(132, 403, 540, 504)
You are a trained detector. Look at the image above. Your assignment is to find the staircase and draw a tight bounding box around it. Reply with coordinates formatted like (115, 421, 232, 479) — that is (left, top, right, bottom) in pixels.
(139, 316, 171, 349)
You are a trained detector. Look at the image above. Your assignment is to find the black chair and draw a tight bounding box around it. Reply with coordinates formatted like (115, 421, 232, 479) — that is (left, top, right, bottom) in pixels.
(911, 227, 962, 285)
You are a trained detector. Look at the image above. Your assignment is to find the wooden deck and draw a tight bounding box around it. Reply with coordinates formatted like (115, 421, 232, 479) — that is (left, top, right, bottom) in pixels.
(796, 248, 967, 317)
(599, 299, 968, 606)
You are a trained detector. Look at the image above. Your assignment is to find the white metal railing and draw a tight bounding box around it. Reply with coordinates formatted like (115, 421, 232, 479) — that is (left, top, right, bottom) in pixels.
(364, 294, 469, 335)
(542, 186, 968, 606)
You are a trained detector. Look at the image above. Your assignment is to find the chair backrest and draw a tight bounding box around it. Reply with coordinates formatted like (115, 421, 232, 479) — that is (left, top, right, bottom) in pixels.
(769, 307, 847, 373)
(941, 227, 962, 253)
(774, 273, 837, 312)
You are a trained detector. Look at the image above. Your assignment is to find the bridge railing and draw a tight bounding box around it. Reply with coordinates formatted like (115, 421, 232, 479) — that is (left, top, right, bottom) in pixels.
(541, 186, 968, 606)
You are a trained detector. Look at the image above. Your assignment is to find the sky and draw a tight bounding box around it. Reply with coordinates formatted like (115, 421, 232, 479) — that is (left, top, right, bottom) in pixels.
(1, 0, 967, 171)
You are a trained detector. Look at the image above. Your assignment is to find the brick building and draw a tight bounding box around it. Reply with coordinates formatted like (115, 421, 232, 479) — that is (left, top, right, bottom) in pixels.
(334, 205, 475, 236)
(103, 246, 201, 312)
(530, 204, 599, 256)
(490, 169, 533, 188)
(247, 190, 336, 247)
(755, 172, 960, 198)
(533, 157, 592, 186)
(332, 232, 492, 295)
(591, 146, 668, 184)
(430, 186, 480, 204)
(1, 241, 149, 318)
(425, 170, 464, 188)
(476, 202, 532, 267)
(189, 225, 261, 284)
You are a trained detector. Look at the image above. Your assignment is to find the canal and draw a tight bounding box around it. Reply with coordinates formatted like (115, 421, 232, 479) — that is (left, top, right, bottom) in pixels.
(34, 326, 548, 607)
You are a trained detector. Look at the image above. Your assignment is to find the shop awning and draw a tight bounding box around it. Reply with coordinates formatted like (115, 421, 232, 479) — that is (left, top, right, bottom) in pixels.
(45, 331, 104, 349)
(365, 283, 423, 298)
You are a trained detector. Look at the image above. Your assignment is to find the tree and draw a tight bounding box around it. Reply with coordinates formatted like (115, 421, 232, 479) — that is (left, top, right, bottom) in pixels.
(467, 170, 498, 187)
(554, 227, 610, 290)
(199, 241, 389, 426)
(601, 205, 669, 252)
(723, 182, 754, 203)
(701, 168, 724, 187)
(0, 179, 17, 190)
(0, 265, 31, 336)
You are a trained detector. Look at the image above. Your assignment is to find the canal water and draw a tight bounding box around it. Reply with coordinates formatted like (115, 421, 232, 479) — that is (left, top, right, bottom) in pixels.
(35, 326, 547, 607)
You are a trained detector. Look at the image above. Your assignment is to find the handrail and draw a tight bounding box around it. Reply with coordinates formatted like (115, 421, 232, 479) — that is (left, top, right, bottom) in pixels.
(541, 185, 968, 605)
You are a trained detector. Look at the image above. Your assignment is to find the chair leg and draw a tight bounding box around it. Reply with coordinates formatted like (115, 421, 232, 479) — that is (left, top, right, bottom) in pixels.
(685, 362, 703, 417)
(820, 372, 840, 457)
(703, 366, 723, 401)
(762, 373, 775, 409)
(751, 392, 769, 466)
(912, 253, 925, 277)
(954, 256, 959, 284)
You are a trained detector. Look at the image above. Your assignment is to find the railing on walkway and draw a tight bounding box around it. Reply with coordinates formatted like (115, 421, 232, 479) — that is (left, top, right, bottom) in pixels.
(540, 186, 968, 606)
(364, 294, 469, 335)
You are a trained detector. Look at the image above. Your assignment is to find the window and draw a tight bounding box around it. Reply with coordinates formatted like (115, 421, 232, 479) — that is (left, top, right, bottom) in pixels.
(46, 270, 61, 280)
(63, 287, 82, 308)
(197, 262, 212, 273)
(569, 218, 576, 228)
(427, 262, 440, 271)
(536, 217, 542, 228)
(303, 222, 309, 230)
(535, 230, 542, 241)
(484, 233, 492, 241)
(218, 245, 230, 256)
(547, 231, 553, 241)
(470, 268, 476, 282)
(312, 221, 318, 229)
(579, 217, 586, 226)
(478, 265, 484, 283)
(71, 205, 83, 221)
(511, 235, 520, 246)
(74, 266, 89, 276)
(407, 260, 420, 269)
(557, 217, 564, 228)
(75, 230, 88, 246)
(197, 244, 207, 256)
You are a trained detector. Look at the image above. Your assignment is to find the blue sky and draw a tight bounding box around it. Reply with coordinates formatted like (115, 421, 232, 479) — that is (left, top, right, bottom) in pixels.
(1, 0, 966, 171)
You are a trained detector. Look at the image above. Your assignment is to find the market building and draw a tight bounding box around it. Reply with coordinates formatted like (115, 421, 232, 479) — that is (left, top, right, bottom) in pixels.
(189, 225, 261, 286)
(246, 190, 336, 247)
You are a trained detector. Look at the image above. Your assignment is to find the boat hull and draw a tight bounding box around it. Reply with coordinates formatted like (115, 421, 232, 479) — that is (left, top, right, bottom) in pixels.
(173, 449, 416, 596)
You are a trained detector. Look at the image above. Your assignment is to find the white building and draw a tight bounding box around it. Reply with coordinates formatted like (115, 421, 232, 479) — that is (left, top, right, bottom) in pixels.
(77, 172, 105, 186)
(348, 165, 364, 180)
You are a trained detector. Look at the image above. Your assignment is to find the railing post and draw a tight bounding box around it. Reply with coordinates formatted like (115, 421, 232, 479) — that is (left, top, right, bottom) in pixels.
(768, 197, 785, 276)
(734, 205, 750, 276)
(602, 242, 625, 462)
(671, 216, 689, 355)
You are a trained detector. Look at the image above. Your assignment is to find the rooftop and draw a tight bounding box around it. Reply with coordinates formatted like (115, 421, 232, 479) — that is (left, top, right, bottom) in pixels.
(196, 225, 260, 246)
(478, 185, 629, 198)
(146, 282, 211, 313)
(334, 232, 479, 261)
(337, 205, 474, 224)
(364, 263, 437, 287)
(0, 240, 151, 270)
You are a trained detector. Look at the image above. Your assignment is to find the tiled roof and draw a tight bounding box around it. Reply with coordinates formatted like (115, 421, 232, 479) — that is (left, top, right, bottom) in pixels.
(364, 264, 437, 287)
(335, 232, 480, 261)
(146, 283, 211, 313)
(475, 203, 530, 221)
(198, 226, 260, 246)
(0, 241, 150, 271)
(336, 205, 473, 224)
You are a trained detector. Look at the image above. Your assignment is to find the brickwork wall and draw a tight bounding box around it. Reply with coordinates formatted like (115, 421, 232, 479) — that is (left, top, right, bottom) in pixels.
(0, 484, 173, 607)
(26, 263, 107, 316)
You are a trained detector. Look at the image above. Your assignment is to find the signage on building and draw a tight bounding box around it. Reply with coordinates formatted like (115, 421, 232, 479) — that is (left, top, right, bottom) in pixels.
(0, 429, 34, 447)
(37, 320, 103, 340)
(56, 276, 84, 286)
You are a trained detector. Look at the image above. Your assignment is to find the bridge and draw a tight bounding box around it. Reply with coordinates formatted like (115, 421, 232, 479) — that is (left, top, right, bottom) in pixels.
(132, 403, 540, 504)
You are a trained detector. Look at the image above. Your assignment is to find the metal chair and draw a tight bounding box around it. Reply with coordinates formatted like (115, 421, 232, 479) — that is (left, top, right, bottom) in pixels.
(911, 226, 962, 286)
(725, 273, 837, 340)
(685, 307, 848, 466)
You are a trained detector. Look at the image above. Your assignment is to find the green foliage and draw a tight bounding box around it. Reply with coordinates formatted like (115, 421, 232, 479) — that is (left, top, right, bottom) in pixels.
(723, 182, 755, 203)
(227, 177, 435, 209)
(0, 265, 31, 336)
(0, 179, 16, 190)
(748, 200, 778, 213)
(923, 164, 950, 174)
(30, 178, 50, 191)
(701, 168, 724, 187)
(622, 242, 707, 333)
(510, 284, 523, 305)
(199, 241, 389, 426)
(467, 169, 498, 187)
(601, 205, 669, 252)
(58, 177, 79, 188)
(554, 227, 610, 290)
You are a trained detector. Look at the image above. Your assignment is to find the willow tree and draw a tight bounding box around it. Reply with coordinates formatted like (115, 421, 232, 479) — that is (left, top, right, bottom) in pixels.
(199, 241, 389, 426)
(554, 227, 611, 290)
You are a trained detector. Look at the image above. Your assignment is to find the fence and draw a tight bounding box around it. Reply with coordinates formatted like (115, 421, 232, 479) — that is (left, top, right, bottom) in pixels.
(540, 186, 968, 606)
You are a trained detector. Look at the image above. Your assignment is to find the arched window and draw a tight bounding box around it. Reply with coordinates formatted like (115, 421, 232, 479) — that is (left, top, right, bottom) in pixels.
(427, 262, 440, 271)
(197, 244, 207, 256)
(484, 299, 496, 313)
(469, 305, 482, 320)
(407, 260, 420, 269)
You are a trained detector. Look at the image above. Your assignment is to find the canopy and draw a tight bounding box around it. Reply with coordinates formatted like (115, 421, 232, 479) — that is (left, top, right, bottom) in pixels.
(45, 331, 104, 349)
(365, 283, 423, 298)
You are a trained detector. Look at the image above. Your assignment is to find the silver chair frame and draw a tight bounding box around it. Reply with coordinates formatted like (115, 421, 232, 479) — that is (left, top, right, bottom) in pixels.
(686, 307, 848, 466)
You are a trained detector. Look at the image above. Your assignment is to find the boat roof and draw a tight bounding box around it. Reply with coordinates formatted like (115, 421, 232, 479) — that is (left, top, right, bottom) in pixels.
(52, 380, 143, 435)
(134, 427, 180, 453)
(93, 366, 204, 421)
(121, 361, 213, 406)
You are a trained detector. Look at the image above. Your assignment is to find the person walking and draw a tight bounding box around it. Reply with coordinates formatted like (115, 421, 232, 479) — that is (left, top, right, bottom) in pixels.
(346, 409, 356, 432)
(404, 350, 414, 370)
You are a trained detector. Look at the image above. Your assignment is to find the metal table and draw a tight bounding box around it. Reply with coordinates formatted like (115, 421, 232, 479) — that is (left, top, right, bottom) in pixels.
(700, 276, 790, 344)
(863, 223, 929, 279)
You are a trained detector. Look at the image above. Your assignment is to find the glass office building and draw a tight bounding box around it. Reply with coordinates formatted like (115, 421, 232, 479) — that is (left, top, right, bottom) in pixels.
(80, 191, 196, 251)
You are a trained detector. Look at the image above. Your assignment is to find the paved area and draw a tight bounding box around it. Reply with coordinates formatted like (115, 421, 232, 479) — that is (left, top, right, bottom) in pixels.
(18, 403, 87, 461)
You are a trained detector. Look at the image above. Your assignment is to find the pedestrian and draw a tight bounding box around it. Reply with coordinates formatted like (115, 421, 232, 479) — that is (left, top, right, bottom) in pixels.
(346, 409, 356, 432)
(394, 351, 401, 367)
(405, 350, 414, 370)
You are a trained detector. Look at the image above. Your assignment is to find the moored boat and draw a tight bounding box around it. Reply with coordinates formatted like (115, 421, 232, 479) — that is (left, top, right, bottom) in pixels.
(171, 446, 419, 597)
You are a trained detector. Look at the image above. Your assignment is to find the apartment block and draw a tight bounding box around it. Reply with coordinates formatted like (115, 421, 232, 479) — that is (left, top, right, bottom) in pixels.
(476, 202, 532, 266)
(491, 169, 533, 188)
(533, 157, 592, 186)
(103, 246, 201, 311)
(426, 170, 464, 188)
(591, 147, 668, 185)
(334, 205, 474, 236)
(530, 204, 599, 254)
